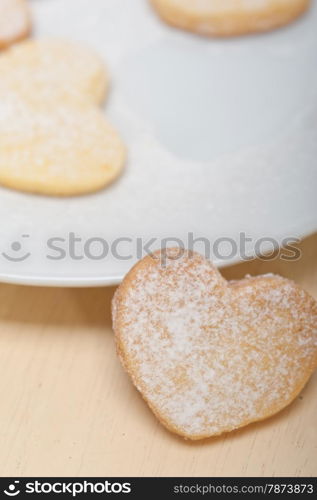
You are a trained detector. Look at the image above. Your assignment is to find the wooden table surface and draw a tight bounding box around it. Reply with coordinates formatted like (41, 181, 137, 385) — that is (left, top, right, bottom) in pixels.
(0, 234, 316, 477)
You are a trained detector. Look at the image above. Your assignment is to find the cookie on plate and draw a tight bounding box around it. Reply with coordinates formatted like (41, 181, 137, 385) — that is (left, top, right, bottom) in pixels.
(0, 39, 125, 196)
(113, 248, 317, 440)
(150, 0, 311, 37)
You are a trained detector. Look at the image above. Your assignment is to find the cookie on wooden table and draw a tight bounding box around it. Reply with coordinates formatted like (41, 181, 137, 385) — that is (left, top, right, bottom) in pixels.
(113, 248, 317, 439)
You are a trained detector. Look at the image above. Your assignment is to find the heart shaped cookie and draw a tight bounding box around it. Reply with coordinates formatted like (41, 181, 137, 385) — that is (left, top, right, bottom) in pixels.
(0, 39, 125, 196)
(150, 0, 311, 37)
(0, 0, 31, 49)
(112, 249, 317, 440)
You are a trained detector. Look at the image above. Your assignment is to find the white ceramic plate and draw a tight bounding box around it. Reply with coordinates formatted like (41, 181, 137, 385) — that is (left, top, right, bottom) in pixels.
(0, 0, 316, 287)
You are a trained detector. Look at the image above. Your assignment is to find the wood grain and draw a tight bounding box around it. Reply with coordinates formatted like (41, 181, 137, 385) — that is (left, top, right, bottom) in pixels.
(0, 233, 316, 477)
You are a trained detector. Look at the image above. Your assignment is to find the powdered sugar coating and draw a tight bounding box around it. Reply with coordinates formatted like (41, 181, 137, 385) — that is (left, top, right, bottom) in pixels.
(0, 94, 125, 195)
(113, 249, 317, 439)
(0, 39, 108, 106)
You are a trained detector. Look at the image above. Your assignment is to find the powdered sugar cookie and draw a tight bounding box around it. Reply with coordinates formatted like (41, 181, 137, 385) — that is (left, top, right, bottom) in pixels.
(0, 39, 125, 196)
(0, 0, 31, 49)
(0, 95, 125, 196)
(0, 39, 108, 106)
(112, 249, 317, 440)
(150, 0, 311, 37)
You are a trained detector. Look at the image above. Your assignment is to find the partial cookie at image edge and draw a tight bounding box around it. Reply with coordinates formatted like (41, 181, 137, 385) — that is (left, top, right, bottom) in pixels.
(0, 0, 31, 49)
(149, 0, 311, 37)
